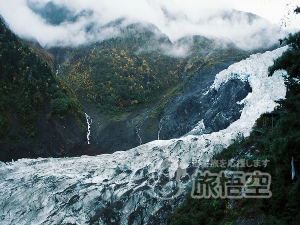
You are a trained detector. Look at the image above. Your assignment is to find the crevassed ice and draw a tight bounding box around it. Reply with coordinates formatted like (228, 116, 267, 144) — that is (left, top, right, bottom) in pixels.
(0, 46, 288, 225)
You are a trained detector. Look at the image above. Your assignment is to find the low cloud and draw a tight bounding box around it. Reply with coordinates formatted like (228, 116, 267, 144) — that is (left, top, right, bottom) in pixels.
(0, 0, 297, 51)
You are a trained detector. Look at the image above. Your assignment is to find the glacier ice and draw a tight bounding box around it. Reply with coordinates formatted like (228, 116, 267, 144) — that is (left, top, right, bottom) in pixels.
(0, 46, 288, 224)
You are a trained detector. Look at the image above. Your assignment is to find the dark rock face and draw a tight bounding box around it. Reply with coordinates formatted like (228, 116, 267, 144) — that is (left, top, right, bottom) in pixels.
(158, 61, 252, 140)
(0, 101, 87, 162)
(159, 78, 252, 140)
(79, 100, 161, 155)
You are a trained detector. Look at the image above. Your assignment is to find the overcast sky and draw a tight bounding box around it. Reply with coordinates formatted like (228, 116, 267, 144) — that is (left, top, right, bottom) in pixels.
(0, 0, 299, 50)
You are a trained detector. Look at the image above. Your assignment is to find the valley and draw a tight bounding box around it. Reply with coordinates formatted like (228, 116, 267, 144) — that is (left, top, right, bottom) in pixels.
(0, 1, 299, 224)
(0, 46, 288, 224)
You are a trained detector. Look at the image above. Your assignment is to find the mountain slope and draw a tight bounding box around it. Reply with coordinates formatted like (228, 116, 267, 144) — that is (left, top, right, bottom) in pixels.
(49, 21, 250, 115)
(21, 39, 56, 70)
(50, 22, 184, 115)
(176, 35, 249, 75)
(45, 22, 250, 155)
(27, 0, 93, 26)
(0, 17, 87, 161)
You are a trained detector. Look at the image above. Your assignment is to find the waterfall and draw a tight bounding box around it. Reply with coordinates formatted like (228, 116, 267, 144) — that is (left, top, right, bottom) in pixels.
(56, 64, 61, 76)
(132, 119, 142, 145)
(135, 123, 142, 145)
(292, 157, 295, 180)
(158, 117, 165, 140)
(85, 113, 92, 144)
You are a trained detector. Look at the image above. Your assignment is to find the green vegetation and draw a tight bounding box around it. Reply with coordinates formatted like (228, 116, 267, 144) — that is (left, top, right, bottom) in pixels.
(151, 86, 180, 118)
(168, 31, 300, 225)
(55, 27, 248, 117)
(22, 39, 56, 70)
(183, 36, 249, 75)
(269, 32, 300, 78)
(0, 18, 85, 139)
(58, 24, 183, 116)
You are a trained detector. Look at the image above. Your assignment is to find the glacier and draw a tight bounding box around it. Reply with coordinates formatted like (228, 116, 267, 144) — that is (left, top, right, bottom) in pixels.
(0, 46, 288, 225)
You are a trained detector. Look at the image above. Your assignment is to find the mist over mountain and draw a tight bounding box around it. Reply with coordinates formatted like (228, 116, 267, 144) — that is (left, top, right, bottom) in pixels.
(27, 0, 94, 26)
(0, 0, 288, 51)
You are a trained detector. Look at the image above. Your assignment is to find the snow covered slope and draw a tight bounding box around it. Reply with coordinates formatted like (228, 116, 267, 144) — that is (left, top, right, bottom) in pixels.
(0, 46, 288, 225)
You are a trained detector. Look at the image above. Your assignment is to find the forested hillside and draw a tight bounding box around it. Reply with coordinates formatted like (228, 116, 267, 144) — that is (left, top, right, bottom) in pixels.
(21, 39, 56, 70)
(168, 31, 300, 225)
(49, 22, 249, 117)
(51, 23, 183, 115)
(179, 35, 249, 75)
(0, 17, 86, 161)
